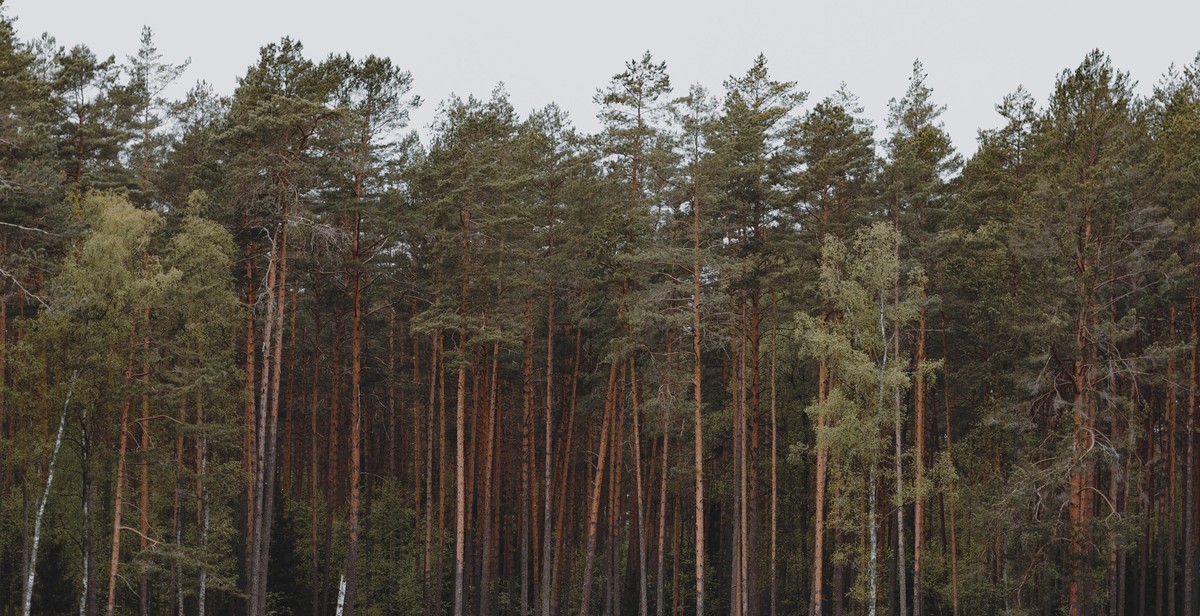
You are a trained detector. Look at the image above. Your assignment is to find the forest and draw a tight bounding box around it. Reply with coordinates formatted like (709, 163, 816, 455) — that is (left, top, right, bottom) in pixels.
(1, 5, 1199, 616)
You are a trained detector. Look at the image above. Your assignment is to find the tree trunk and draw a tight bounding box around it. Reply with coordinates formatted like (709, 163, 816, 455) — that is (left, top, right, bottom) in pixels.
(913, 307, 926, 616)
(107, 342, 136, 616)
(1185, 291, 1197, 616)
(454, 204, 471, 616)
(579, 361, 620, 616)
(769, 294, 778, 616)
(608, 360, 627, 616)
(309, 341, 321, 616)
(256, 220, 289, 616)
(691, 182, 706, 616)
(632, 359, 649, 616)
(551, 326, 582, 616)
(541, 277, 555, 616)
(657, 430, 670, 616)
(23, 373, 75, 616)
(521, 297, 534, 616)
(284, 286, 298, 497)
(139, 297, 151, 616)
(79, 399, 95, 616)
(425, 330, 440, 615)
(811, 339, 828, 616)
(1168, 310, 1178, 616)
(869, 288, 890, 616)
(243, 244, 258, 567)
(248, 230, 280, 616)
(173, 397, 185, 616)
(479, 339, 500, 616)
(939, 319, 960, 616)
(345, 213, 364, 616)
(198, 393, 209, 616)
(893, 284, 907, 616)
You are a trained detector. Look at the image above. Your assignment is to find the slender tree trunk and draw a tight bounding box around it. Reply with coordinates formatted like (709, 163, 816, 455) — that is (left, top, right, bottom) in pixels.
(454, 206, 471, 616)
(939, 319, 960, 616)
(579, 361, 620, 616)
(412, 302, 424, 540)
(425, 330, 440, 615)
(1068, 208, 1096, 616)
(521, 297, 534, 616)
(691, 182, 706, 616)
(309, 343, 321, 616)
(542, 277, 555, 616)
(769, 294, 778, 616)
(674, 494, 682, 616)
(284, 287, 298, 497)
(479, 339, 500, 616)
(748, 296, 760, 616)
(608, 360, 627, 616)
(257, 220, 289, 616)
(869, 289, 890, 616)
(345, 206, 365, 616)
(173, 397, 185, 616)
(632, 359, 649, 616)
(438, 321, 447, 616)
(913, 307, 926, 616)
(868, 465, 879, 616)
(1168, 310, 1178, 616)
(657, 430, 670, 616)
(551, 326, 582, 615)
(734, 302, 749, 616)
(107, 342, 137, 616)
(139, 296, 151, 616)
(1185, 291, 1197, 616)
(248, 232, 279, 616)
(322, 314, 343, 613)
(198, 393, 209, 616)
(811, 338, 828, 616)
(893, 285, 907, 616)
(79, 406, 94, 616)
(22, 373, 75, 616)
(656, 332, 674, 616)
(243, 245, 258, 566)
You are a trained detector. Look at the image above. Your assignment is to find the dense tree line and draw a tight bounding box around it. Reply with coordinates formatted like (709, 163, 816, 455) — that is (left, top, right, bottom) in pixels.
(1, 7, 1199, 616)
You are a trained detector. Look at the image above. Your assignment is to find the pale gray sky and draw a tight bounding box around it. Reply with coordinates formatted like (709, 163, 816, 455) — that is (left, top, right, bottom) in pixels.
(7, 0, 1200, 155)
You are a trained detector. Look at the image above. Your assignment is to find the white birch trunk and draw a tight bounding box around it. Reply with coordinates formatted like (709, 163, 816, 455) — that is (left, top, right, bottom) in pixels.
(23, 372, 76, 616)
(336, 574, 347, 616)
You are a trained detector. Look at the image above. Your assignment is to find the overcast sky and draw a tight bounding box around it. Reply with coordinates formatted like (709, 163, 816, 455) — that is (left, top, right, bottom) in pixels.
(7, 0, 1200, 155)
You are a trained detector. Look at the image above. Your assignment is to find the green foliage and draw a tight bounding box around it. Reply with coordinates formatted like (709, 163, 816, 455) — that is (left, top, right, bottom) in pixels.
(357, 482, 423, 616)
(0, 11, 1198, 615)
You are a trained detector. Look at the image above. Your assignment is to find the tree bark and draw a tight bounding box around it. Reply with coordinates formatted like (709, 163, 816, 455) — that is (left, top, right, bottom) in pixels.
(107, 341, 137, 616)
(939, 318, 960, 616)
(479, 339, 499, 616)
(345, 206, 364, 616)
(579, 361, 620, 616)
(913, 306, 926, 616)
(23, 372, 75, 616)
(197, 393, 209, 616)
(691, 181, 706, 616)
(769, 294, 778, 616)
(248, 229, 280, 616)
(551, 326, 581, 615)
(541, 277, 555, 616)
(256, 219, 289, 616)
(893, 284, 907, 616)
(1184, 291, 1197, 616)
(454, 204, 471, 616)
(631, 359, 649, 616)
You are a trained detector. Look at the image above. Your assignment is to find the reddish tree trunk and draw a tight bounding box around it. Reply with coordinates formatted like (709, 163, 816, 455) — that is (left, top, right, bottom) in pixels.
(579, 362, 620, 616)
(105, 339, 136, 616)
